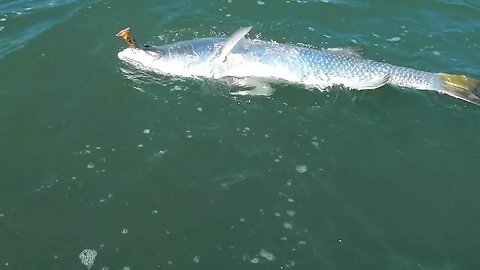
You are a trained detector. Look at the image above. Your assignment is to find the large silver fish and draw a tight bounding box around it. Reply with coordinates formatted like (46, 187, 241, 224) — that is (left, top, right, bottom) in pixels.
(116, 27, 480, 106)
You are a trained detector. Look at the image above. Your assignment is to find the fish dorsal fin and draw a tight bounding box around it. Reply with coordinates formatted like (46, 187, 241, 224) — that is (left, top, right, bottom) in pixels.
(217, 26, 252, 62)
(326, 47, 364, 58)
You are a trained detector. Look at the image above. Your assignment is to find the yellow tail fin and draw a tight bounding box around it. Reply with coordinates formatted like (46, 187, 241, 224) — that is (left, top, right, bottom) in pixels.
(439, 73, 480, 106)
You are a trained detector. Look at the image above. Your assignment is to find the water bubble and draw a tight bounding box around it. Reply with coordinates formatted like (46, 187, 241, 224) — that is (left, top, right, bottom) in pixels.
(121, 228, 129, 234)
(250, 257, 260, 263)
(153, 150, 167, 158)
(143, 129, 150, 134)
(283, 222, 293, 229)
(307, 26, 315, 32)
(196, 107, 203, 112)
(87, 163, 95, 169)
(79, 249, 97, 269)
(257, 0, 265, 5)
(386, 37, 401, 42)
(0, 18, 6, 22)
(193, 255, 200, 263)
(295, 165, 307, 173)
(286, 210, 295, 217)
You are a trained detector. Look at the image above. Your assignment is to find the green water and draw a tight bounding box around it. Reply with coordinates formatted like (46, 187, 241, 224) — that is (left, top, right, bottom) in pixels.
(1, 0, 480, 269)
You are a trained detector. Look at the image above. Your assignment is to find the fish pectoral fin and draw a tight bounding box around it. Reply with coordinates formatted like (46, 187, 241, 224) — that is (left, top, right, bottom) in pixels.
(217, 27, 252, 62)
(326, 47, 365, 58)
(230, 78, 275, 96)
(350, 74, 390, 90)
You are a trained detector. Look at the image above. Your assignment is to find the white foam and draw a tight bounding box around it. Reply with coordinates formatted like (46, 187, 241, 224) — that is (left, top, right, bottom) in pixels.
(285, 260, 296, 268)
(386, 37, 401, 42)
(295, 165, 307, 173)
(259, 249, 275, 261)
(79, 249, 97, 269)
(193, 255, 200, 263)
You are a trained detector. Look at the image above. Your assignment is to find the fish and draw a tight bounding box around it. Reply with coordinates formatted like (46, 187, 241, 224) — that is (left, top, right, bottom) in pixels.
(116, 26, 480, 106)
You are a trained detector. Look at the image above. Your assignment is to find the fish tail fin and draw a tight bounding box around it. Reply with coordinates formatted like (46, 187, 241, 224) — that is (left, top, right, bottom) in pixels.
(438, 73, 480, 106)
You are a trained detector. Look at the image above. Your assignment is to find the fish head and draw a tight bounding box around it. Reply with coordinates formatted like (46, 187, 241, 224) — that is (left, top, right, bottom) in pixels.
(118, 46, 159, 63)
(117, 42, 175, 74)
(116, 27, 163, 71)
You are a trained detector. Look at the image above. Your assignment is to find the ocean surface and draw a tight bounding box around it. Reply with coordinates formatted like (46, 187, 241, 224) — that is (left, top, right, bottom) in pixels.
(1, 0, 480, 269)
